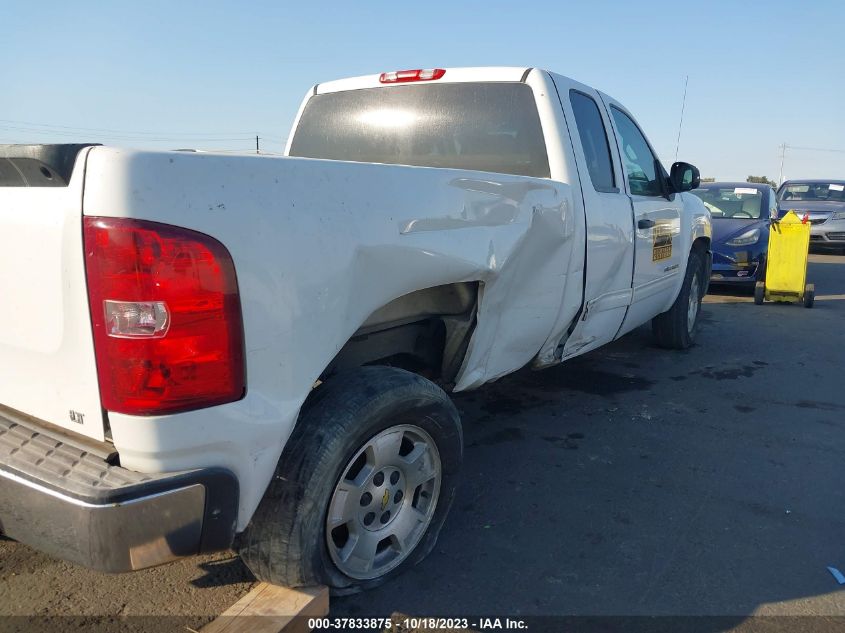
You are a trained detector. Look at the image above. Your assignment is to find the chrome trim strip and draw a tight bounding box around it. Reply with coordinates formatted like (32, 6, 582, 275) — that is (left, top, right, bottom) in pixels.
(0, 467, 193, 509)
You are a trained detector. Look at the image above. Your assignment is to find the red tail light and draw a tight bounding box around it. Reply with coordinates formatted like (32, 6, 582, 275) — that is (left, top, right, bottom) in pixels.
(83, 217, 245, 415)
(379, 68, 446, 83)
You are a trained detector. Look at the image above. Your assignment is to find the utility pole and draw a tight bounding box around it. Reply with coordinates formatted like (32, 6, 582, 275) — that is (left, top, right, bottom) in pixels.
(674, 75, 689, 163)
(778, 143, 787, 185)
(256, 135, 260, 155)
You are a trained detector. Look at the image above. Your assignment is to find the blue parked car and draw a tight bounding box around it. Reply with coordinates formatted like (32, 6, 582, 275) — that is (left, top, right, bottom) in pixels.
(690, 182, 777, 287)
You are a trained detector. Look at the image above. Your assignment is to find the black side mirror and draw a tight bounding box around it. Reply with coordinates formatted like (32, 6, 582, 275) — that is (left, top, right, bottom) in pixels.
(669, 162, 701, 192)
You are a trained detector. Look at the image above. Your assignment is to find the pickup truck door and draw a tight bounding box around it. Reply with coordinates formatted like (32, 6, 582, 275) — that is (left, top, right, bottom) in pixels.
(549, 75, 635, 358)
(600, 97, 684, 335)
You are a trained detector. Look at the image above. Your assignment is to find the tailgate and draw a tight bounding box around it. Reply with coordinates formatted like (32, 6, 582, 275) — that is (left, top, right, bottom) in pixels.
(0, 145, 105, 440)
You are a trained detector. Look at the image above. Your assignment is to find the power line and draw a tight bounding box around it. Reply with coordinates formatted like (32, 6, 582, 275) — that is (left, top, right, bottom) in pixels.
(0, 125, 256, 143)
(0, 118, 261, 138)
(254, 135, 286, 145)
(778, 142, 845, 184)
(0, 119, 288, 150)
(786, 144, 845, 154)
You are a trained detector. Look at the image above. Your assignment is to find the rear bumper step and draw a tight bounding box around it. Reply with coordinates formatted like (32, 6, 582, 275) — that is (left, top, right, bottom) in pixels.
(0, 407, 238, 572)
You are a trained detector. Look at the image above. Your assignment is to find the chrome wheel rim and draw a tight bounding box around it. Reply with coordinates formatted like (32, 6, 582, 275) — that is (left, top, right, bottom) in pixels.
(687, 273, 701, 333)
(326, 424, 441, 580)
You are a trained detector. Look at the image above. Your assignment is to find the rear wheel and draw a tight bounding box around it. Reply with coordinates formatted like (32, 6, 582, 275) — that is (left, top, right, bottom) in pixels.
(652, 249, 705, 349)
(803, 283, 815, 308)
(237, 366, 462, 594)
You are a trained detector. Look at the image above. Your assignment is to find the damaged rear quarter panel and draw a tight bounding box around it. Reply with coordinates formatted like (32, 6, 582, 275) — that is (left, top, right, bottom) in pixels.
(82, 149, 581, 527)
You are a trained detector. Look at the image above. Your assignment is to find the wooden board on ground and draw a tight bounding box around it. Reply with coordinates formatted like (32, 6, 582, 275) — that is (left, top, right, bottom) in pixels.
(201, 583, 329, 633)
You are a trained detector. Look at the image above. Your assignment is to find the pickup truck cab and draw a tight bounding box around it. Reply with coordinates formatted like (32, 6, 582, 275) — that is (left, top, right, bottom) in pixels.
(0, 67, 710, 592)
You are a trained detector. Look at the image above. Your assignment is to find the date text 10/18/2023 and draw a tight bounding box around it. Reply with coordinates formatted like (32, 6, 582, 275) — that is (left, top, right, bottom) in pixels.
(309, 617, 529, 630)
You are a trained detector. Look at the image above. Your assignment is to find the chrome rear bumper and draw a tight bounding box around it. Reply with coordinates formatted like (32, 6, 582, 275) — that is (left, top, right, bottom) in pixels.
(0, 405, 238, 572)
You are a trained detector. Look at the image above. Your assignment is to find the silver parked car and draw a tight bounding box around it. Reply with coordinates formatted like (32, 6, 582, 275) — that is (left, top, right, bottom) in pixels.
(777, 180, 845, 251)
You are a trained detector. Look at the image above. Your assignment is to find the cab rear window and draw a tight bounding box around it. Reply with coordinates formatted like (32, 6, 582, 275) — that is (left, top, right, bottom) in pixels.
(289, 83, 550, 179)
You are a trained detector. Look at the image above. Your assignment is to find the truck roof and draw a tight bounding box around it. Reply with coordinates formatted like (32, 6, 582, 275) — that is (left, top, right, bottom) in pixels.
(308, 67, 626, 118)
(313, 67, 534, 94)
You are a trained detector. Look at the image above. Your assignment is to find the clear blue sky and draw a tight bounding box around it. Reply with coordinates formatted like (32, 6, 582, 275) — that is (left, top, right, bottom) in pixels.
(4, 0, 844, 182)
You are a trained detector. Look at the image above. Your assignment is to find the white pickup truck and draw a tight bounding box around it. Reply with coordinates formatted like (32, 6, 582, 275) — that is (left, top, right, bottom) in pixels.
(0, 67, 710, 593)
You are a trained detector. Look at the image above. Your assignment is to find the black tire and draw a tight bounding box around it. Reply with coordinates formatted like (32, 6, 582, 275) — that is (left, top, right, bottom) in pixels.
(803, 283, 815, 308)
(237, 366, 462, 594)
(754, 281, 765, 305)
(652, 249, 705, 349)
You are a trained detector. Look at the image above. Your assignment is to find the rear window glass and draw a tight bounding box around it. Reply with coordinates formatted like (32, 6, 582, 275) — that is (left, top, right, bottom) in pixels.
(289, 83, 550, 178)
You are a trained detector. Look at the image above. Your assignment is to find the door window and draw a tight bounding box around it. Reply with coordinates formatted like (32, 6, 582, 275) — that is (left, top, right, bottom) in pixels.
(569, 90, 616, 192)
(610, 107, 663, 197)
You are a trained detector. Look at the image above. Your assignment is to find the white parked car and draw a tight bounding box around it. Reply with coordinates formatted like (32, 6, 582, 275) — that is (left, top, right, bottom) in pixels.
(0, 67, 710, 593)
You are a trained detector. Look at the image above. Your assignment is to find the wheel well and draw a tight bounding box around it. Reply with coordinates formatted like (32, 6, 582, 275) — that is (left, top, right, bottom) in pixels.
(691, 236, 712, 293)
(692, 236, 710, 254)
(320, 282, 479, 385)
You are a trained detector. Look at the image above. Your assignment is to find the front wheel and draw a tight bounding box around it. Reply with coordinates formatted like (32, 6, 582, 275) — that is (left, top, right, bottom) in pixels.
(652, 249, 705, 349)
(237, 366, 462, 594)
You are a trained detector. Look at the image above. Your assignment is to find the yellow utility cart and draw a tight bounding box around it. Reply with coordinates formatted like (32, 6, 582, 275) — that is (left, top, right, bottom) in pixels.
(755, 210, 814, 308)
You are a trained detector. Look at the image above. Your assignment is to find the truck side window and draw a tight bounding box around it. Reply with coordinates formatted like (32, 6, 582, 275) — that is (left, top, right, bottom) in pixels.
(610, 107, 662, 197)
(569, 90, 616, 192)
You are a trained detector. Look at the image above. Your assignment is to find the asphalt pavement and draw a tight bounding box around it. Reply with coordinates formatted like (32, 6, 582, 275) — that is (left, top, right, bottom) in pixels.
(334, 252, 845, 626)
(1, 253, 843, 632)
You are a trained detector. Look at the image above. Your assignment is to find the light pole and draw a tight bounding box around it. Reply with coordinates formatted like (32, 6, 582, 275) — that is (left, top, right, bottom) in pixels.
(778, 143, 787, 186)
(674, 76, 689, 163)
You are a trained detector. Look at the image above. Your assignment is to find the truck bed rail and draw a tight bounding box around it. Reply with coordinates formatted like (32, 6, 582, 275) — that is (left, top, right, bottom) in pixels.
(0, 143, 99, 186)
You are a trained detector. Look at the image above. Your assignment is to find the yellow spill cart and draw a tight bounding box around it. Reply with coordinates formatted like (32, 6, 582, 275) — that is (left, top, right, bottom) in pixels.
(755, 210, 814, 308)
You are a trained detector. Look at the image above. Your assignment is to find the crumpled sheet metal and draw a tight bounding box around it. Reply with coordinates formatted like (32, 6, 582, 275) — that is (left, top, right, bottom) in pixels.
(358, 175, 581, 391)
